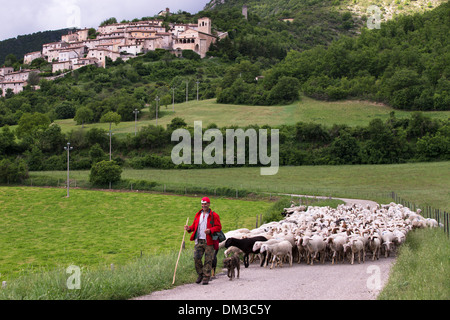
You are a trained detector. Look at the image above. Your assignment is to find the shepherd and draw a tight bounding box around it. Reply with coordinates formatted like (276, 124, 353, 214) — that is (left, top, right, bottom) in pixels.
(184, 197, 222, 285)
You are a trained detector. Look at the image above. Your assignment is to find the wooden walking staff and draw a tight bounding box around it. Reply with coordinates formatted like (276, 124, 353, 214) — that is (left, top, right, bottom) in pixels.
(172, 217, 189, 285)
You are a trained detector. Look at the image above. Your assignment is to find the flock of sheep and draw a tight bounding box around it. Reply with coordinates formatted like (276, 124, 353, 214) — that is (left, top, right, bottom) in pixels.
(222, 202, 440, 270)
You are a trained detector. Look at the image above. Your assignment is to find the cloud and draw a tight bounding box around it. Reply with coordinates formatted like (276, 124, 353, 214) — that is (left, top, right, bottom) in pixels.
(0, 0, 207, 41)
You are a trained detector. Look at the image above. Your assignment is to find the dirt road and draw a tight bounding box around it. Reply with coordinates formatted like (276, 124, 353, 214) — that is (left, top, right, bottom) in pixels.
(135, 256, 394, 300)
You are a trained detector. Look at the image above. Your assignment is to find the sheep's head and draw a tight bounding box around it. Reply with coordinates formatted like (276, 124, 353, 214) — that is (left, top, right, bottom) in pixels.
(252, 242, 262, 251)
(342, 243, 351, 253)
(301, 236, 310, 246)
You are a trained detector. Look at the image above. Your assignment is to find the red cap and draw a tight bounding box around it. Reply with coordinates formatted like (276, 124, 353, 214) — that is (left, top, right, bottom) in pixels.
(201, 197, 210, 204)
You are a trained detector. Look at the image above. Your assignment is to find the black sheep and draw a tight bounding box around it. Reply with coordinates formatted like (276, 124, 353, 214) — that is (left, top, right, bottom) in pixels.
(224, 236, 268, 268)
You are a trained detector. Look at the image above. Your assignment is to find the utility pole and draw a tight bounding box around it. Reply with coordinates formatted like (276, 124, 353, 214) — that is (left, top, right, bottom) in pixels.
(155, 95, 160, 125)
(64, 143, 73, 198)
(172, 87, 175, 112)
(133, 109, 139, 136)
(196, 81, 200, 101)
(186, 80, 188, 103)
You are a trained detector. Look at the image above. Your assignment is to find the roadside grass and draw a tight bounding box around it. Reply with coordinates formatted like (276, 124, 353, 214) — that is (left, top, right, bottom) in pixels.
(31, 161, 450, 211)
(44, 97, 450, 138)
(0, 249, 198, 300)
(378, 228, 450, 300)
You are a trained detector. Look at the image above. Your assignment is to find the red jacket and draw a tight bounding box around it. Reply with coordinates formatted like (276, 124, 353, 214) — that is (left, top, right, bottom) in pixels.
(188, 209, 222, 246)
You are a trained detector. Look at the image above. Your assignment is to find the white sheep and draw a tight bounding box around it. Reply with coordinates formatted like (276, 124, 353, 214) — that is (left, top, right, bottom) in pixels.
(393, 229, 406, 248)
(253, 239, 281, 266)
(343, 237, 365, 265)
(326, 235, 346, 264)
(381, 230, 395, 258)
(426, 218, 438, 228)
(260, 240, 293, 269)
(295, 236, 309, 264)
(223, 201, 432, 269)
(368, 234, 381, 261)
(302, 234, 327, 266)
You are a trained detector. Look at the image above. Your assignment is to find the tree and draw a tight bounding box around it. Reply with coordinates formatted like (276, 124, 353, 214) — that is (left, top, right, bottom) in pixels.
(416, 131, 450, 161)
(55, 101, 76, 119)
(361, 118, 410, 164)
(167, 117, 187, 131)
(89, 160, 122, 186)
(0, 158, 28, 183)
(74, 106, 94, 128)
(0, 125, 17, 155)
(268, 76, 300, 104)
(329, 131, 361, 164)
(100, 111, 121, 128)
(38, 123, 65, 154)
(28, 71, 40, 86)
(182, 49, 200, 60)
(89, 143, 107, 164)
(4, 54, 17, 67)
(16, 112, 51, 139)
(100, 17, 117, 26)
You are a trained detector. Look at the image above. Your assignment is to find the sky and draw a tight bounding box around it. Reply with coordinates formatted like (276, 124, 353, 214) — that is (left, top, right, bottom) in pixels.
(0, 0, 209, 41)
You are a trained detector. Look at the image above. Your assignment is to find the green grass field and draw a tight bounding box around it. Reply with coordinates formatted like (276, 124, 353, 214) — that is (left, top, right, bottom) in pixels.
(0, 187, 271, 281)
(32, 161, 450, 211)
(51, 97, 450, 138)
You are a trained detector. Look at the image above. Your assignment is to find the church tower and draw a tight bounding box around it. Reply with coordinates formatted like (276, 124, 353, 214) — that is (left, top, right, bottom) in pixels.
(198, 17, 211, 34)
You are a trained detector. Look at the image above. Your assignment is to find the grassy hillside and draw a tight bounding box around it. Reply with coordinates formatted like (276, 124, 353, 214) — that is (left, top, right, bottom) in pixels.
(45, 97, 450, 138)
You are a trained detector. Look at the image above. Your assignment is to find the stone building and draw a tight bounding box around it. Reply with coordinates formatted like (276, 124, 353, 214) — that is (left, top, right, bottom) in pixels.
(23, 14, 223, 73)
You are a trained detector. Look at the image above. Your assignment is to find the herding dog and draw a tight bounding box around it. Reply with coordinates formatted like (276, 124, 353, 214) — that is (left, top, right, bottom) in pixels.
(223, 253, 240, 281)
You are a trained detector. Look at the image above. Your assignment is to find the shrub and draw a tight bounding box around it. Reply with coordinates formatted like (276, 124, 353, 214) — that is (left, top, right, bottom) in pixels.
(0, 158, 29, 183)
(89, 160, 122, 186)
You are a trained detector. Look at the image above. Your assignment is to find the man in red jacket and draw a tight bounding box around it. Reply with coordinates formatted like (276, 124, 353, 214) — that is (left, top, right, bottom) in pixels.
(184, 196, 222, 285)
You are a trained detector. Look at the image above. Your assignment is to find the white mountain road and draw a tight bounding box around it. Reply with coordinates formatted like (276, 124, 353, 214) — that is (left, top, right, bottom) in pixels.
(134, 196, 395, 300)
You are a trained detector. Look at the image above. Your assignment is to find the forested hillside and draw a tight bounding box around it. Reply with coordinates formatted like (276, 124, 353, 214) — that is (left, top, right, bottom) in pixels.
(0, 29, 77, 66)
(216, 1, 450, 110)
(205, 0, 446, 22)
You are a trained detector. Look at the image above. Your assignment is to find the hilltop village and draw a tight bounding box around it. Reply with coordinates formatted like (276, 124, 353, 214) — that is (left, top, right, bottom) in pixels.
(0, 12, 225, 97)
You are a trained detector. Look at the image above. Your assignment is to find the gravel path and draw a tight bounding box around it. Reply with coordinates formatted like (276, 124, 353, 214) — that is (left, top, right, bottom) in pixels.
(135, 197, 394, 300)
(135, 256, 395, 300)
